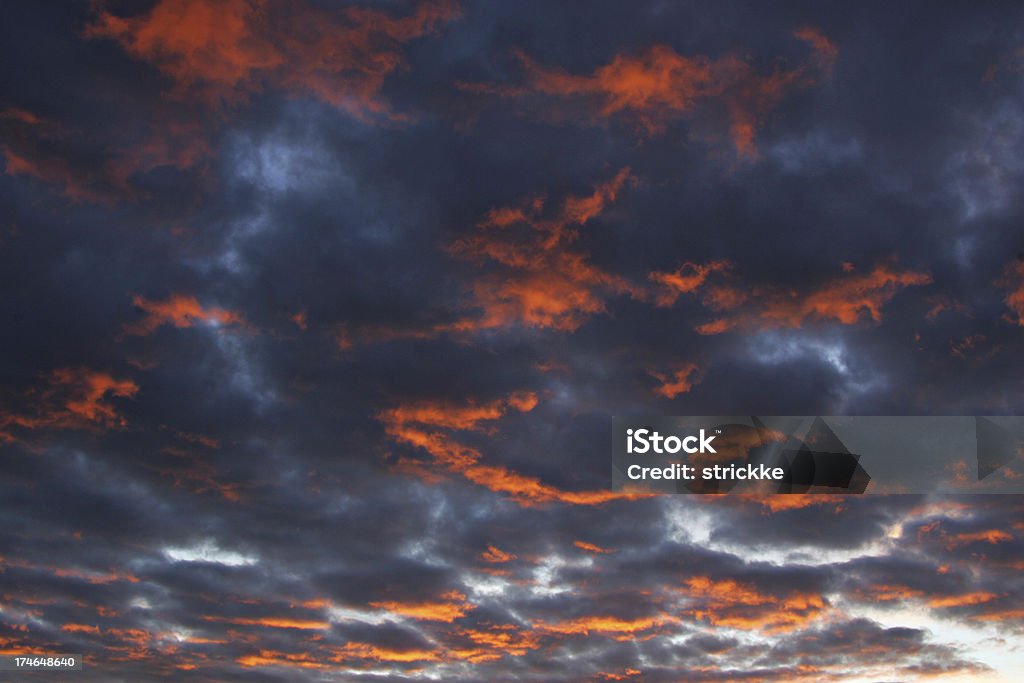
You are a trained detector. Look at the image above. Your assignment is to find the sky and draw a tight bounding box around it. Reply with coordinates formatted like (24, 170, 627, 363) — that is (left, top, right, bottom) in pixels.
(1, 0, 1023, 680)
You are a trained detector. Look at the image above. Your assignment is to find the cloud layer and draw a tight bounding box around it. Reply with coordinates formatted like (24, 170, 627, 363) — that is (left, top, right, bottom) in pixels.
(1, 0, 1023, 680)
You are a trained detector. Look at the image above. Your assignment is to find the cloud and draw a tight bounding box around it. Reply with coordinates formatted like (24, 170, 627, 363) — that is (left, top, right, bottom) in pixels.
(597, 670, 641, 681)
(86, 0, 459, 120)
(480, 545, 517, 563)
(2, 145, 108, 203)
(650, 363, 701, 398)
(163, 540, 255, 566)
(379, 393, 537, 433)
(0, 101, 218, 204)
(123, 295, 247, 336)
(0, 368, 138, 441)
(665, 261, 933, 334)
(742, 493, 847, 513)
(649, 260, 732, 307)
(681, 575, 829, 633)
(444, 168, 642, 332)
(0, 556, 140, 586)
(204, 615, 329, 630)
(647, 259, 932, 335)
(0, 104, 126, 203)
(337, 641, 442, 663)
(534, 613, 676, 638)
(105, 119, 213, 187)
(998, 260, 1024, 326)
(379, 392, 642, 505)
(369, 590, 474, 622)
(289, 310, 308, 331)
(461, 28, 836, 157)
(917, 520, 1013, 551)
(574, 540, 613, 554)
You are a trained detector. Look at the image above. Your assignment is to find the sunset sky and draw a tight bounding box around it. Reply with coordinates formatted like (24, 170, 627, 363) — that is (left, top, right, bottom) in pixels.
(1, 1, 1023, 680)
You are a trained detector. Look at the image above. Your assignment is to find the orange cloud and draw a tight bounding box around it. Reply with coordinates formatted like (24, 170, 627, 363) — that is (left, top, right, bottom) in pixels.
(535, 614, 675, 639)
(683, 576, 828, 633)
(445, 168, 643, 332)
(481, 545, 517, 563)
(0, 368, 139, 441)
(795, 263, 932, 324)
(690, 262, 932, 334)
(237, 624, 541, 669)
(124, 294, 246, 336)
(967, 608, 1024, 624)
(859, 584, 926, 603)
(574, 540, 613, 554)
(237, 650, 331, 669)
(379, 393, 536, 433)
(293, 599, 331, 610)
(0, 557, 139, 586)
(86, 0, 459, 120)
(917, 518, 1015, 550)
(370, 590, 474, 622)
(650, 260, 732, 307)
(463, 28, 836, 157)
(380, 392, 645, 506)
(742, 494, 847, 513)
(454, 624, 541, 659)
(204, 616, 329, 630)
(57, 369, 139, 426)
(998, 260, 1024, 326)
(856, 583, 1001, 612)
(462, 463, 641, 506)
(927, 592, 1000, 608)
(388, 426, 483, 471)
(650, 363, 701, 399)
(943, 529, 1013, 549)
(693, 318, 732, 335)
(51, 566, 140, 585)
(290, 310, 308, 331)
(337, 642, 442, 662)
